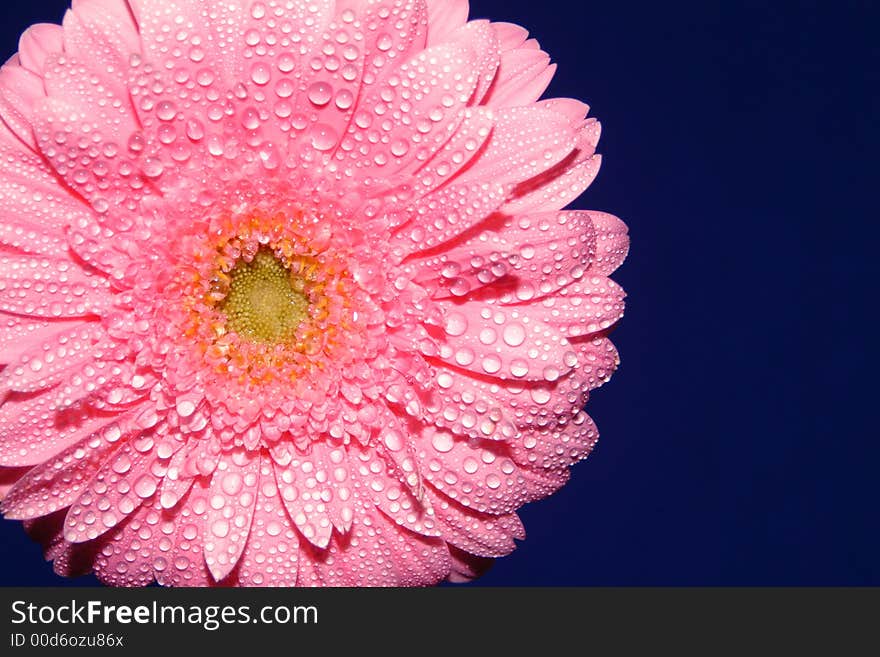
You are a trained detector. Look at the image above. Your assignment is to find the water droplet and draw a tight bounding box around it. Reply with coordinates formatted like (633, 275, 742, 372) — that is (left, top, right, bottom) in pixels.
(112, 455, 132, 474)
(503, 323, 526, 347)
(250, 63, 271, 85)
(142, 158, 163, 178)
(377, 33, 393, 52)
(186, 119, 205, 141)
(127, 133, 144, 153)
(196, 69, 215, 86)
(176, 399, 196, 417)
(134, 475, 157, 498)
(309, 123, 337, 151)
(542, 366, 560, 382)
(335, 89, 354, 110)
(383, 431, 403, 452)
(275, 78, 294, 98)
(509, 359, 529, 377)
(278, 54, 296, 73)
(481, 354, 502, 374)
(221, 473, 243, 496)
(307, 82, 333, 106)
(156, 101, 177, 121)
(241, 107, 260, 130)
(445, 312, 468, 336)
(431, 431, 454, 453)
(479, 328, 498, 345)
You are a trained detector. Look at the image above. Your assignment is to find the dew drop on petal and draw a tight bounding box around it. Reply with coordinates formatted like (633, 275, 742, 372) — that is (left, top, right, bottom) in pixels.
(431, 431, 454, 453)
(250, 63, 271, 85)
(307, 82, 333, 106)
(134, 476, 157, 499)
(309, 124, 338, 151)
(503, 323, 526, 347)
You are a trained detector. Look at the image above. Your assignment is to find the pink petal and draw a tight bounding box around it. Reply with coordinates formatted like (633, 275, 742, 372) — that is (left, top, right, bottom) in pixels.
(41, 53, 138, 143)
(63, 433, 167, 543)
(0, 317, 83, 364)
(154, 478, 215, 587)
(49, 358, 153, 413)
(491, 22, 530, 51)
(456, 105, 577, 186)
(61, 4, 141, 98)
(484, 46, 555, 108)
(416, 425, 536, 515)
(0, 255, 112, 319)
(274, 450, 337, 550)
(446, 545, 495, 583)
(299, 504, 451, 586)
(423, 362, 583, 442)
(352, 445, 441, 538)
(241, 0, 337, 154)
(33, 92, 139, 211)
(588, 211, 630, 276)
(0, 413, 136, 519)
(0, 323, 106, 394)
(309, 441, 355, 534)
(65, 213, 139, 282)
(0, 65, 46, 151)
(537, 98, 591, 124)
(412, 106, 495, 196)
(92, 500, 161, 586)
(448, 21, 501, 106)
(409, 244, 509, 299)
(342, 43, 480, 179)
(435, 298, 577, 382)
(0, 140, 91, 233)
(69, 0, 142, 55)
(0, 215, 70, 259)
(17, 24, 64, 77)
(285, 0, 429, 162)
(509, 409, 599, 471)
(572, 335, 621, 391)
(157, 439, 200, 511)
(426, 485, 524, 557)
(0, 393, 121, 467)
(504, 150, 602, 214)
(128, 0, 252, 86)
(430, 210, 598, 303)
(351, 0, 430, 85)
(425, 0, 470, 46)
(24, 510, 101, 578)
(233, 460, 300, 586)
(0, 465, 29, 500)
(530, 277, 627, 339)
(391, 180, 506, 254)
(203, 451, 260, 581)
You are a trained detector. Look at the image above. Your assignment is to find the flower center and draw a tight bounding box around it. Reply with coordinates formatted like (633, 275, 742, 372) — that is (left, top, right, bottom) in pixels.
(219, 248, 309, 343)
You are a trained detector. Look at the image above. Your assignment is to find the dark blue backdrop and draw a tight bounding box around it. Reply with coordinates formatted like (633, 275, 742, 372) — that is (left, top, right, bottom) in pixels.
(0, 0, 876, 586)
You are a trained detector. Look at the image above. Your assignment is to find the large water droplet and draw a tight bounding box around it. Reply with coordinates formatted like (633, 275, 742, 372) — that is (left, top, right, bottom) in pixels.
(250, 63, 271, 85)
(309, 124, 337, 151)
(307, 82, 333, 106)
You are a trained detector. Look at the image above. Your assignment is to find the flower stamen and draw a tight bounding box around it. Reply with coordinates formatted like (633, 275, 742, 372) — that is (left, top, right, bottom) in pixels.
(218, 248, 308, 343)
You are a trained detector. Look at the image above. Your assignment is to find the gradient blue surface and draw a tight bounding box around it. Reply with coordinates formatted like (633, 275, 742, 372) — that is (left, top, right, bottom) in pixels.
(0, 0, 875, 586)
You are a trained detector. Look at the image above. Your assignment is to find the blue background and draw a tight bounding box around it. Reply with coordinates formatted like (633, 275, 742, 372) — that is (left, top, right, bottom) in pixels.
(0, 0, 876, 586)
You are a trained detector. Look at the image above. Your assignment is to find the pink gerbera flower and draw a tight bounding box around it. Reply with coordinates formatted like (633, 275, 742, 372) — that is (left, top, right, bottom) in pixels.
(0, 0, 628, 586)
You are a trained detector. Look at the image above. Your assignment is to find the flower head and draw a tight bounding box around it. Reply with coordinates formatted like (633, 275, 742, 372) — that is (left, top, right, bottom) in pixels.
(0, 0, 628, 586)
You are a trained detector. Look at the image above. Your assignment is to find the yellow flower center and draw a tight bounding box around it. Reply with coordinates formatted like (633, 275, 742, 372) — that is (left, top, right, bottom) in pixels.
(219, 248, 309, 343)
